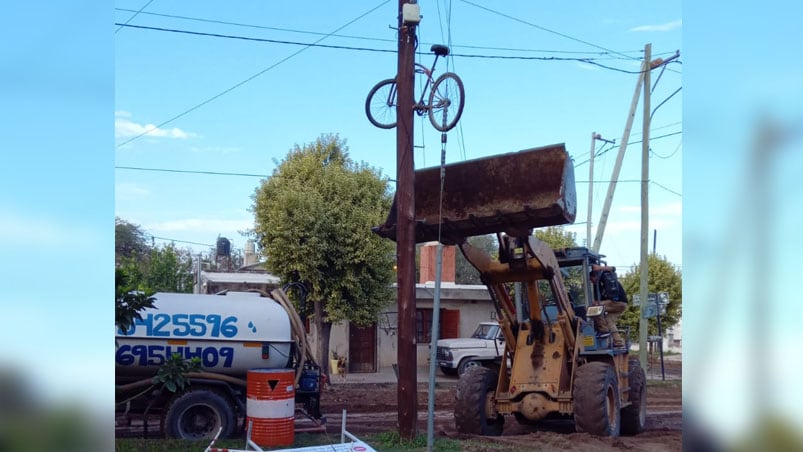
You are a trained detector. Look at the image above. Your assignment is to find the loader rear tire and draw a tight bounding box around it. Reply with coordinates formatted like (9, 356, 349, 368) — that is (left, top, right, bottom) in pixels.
(573, 361, 621, 437)
(620, 358, 647, 435)
(455, 367, 504, 436)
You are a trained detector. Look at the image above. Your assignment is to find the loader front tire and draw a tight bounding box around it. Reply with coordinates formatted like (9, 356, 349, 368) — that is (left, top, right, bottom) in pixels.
(620, 358, 647, 435)
(573, 361, 621, 437)
(455, 367, 504, 436)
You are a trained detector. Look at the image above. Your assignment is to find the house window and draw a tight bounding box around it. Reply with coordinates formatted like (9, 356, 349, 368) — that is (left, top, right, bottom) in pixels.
(416, 309, 433, 343)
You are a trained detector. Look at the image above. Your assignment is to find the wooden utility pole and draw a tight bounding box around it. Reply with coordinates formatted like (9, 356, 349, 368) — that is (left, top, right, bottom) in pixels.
(395, 0, 418, 439)
(638, 43, 652, 369)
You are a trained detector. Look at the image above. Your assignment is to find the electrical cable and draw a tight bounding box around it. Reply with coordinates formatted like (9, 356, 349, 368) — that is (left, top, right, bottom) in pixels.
(115, 1, 389, 148)
(113, 23, 680, 75)
(651, 181, 682, 197)
(574, 131, 682, 167)
(113, 7, 655, 57)
(650, 141, 682, 159)
(115, 0, 155, 34)
(116, 165, 268, 178)
(457, 0, 641, 61)
(650, 87, 682, 122)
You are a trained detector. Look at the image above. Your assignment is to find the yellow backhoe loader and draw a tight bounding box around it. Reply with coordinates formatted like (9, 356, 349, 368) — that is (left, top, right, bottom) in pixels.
(374, 144, 646, 437)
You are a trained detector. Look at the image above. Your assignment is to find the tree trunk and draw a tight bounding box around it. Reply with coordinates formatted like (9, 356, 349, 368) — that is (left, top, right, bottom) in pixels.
(313, 300, 334, 386)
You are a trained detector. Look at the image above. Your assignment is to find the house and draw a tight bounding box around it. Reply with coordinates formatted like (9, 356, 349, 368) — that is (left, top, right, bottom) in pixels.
(315, 242, 494, 373)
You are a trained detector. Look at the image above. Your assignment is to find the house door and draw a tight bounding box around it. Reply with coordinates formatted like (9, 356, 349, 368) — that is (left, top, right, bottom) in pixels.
(348, 322, 377, 373)
(440, 308, 460, 339)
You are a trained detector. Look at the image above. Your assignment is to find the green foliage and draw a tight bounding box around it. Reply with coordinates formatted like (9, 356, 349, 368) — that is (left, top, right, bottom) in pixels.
(534, 226, 578, 249)
(151, 354, 202, 393)
(142, 244, 195, 293)
(251, 134, 395, 325)
(455, 234, 496, 284)
(374, 431, 465, 451)
(618, 254, 682, 340)
(115, 267, 156, 334)
(115, 217, 150, 265)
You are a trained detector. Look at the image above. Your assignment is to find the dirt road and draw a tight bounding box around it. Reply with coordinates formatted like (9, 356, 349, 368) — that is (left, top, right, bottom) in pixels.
(319, 358, 682, 451)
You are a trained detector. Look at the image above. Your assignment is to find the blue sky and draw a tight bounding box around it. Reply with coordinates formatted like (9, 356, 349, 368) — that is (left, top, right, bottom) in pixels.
(10, 1, 803, 448)
(114, 0, 683, 272)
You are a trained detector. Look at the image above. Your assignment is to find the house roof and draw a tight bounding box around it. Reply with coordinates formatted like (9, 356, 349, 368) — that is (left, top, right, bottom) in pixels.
(201, 271, 281, 285)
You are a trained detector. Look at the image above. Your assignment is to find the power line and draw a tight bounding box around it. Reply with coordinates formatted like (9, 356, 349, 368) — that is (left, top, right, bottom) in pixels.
(651, 141, 682, 159)
(114, 22, 678, 75)
(115, 0, 389, 148)
(114, 7, 652, 57)
(651, 180, 682, 197)
(114, 7, 398, 43)
(151, 235, 215, 247)
(115, 0, 155, 34)
(114, 23, 397, 54)
(574, 130, 682, 167)
(116, 165, 268, 178)
(457, 0, 681, 74)
(457, 0, 640, 61)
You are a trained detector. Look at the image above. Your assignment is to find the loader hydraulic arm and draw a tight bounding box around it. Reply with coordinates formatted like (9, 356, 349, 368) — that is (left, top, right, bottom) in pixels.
(459, 235, 577, 352)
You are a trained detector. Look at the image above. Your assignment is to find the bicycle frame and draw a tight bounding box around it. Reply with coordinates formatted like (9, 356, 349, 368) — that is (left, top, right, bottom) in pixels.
(412, 52, 444, 114)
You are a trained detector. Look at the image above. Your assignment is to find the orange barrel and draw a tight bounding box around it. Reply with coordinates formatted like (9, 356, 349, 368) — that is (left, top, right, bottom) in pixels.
(246, 368, 296, 446)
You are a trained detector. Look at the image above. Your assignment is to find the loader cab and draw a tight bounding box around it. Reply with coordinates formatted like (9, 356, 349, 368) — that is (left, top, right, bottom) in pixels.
(553, 247, 606, 320)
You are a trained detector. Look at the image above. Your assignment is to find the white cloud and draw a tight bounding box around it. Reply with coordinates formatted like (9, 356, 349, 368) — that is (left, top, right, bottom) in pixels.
(629, 20, 682, 32)
(114, 112, 197, 140)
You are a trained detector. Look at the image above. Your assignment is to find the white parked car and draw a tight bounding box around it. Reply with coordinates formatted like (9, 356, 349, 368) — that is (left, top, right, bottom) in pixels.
(435, 322, 505, 375)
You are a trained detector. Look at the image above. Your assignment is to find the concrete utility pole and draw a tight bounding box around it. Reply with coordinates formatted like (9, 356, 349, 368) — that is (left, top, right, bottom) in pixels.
(587, 132, 597, 248)
(638, 43, 652, 369)
(591, 65, 646, 253)
(587, 133, 614, 248)
(395, 0, 418, 439)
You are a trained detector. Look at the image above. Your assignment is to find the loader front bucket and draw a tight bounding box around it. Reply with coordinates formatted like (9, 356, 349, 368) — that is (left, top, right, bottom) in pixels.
(373, 143, 576, 244)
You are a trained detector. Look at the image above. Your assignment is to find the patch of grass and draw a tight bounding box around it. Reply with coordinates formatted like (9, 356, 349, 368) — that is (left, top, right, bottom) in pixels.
(117, 432, 475, 452)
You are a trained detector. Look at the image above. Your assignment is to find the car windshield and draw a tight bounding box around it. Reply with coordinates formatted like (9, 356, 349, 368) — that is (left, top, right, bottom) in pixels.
(471, 324, 499, 340)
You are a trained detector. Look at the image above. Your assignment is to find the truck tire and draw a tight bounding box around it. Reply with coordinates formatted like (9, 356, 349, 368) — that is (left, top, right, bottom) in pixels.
(458, 358, 481, 376)
(163, 389, 236, 440)
(455, 367, 504, 436)
(573, 361, 621, 437)
(620, 358, 647, 435)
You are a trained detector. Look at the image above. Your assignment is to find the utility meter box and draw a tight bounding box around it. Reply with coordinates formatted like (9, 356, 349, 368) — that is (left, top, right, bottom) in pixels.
(402, 3, 421, 24)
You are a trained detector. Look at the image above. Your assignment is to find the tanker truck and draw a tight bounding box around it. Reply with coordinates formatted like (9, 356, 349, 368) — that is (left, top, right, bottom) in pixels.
(115, 289, 322, 440)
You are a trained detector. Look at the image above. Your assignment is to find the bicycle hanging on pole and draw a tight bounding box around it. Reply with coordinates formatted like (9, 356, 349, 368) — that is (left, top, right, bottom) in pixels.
(365, 44, 465, 132)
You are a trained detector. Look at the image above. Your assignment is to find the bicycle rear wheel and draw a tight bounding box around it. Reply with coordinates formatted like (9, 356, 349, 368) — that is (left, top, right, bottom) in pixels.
(366, 78, 398, 129)
(428, 72, 464, 132)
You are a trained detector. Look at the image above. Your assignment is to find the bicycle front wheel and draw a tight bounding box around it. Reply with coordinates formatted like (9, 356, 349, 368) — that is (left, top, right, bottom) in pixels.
(366, 78, 398, 129)
(428, 72, 465, 132)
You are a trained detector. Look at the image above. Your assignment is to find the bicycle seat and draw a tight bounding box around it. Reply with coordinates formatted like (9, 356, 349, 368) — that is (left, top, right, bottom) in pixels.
(431, 44, 449, 56)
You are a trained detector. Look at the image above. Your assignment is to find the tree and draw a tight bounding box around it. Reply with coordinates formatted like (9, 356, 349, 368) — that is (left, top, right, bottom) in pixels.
(534, 226, 578, 249)
(115, 217, 150, 265)
(618, 254, 682, 341)
(251, 134, 395, 377)
(455, 235, 497, 284)
(143, 243, 195, 293)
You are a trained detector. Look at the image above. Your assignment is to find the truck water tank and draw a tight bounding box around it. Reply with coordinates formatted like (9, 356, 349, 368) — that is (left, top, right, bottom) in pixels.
(115, 292, 293, 377)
